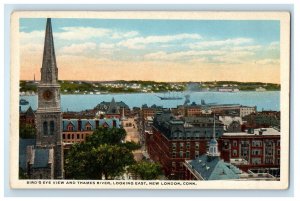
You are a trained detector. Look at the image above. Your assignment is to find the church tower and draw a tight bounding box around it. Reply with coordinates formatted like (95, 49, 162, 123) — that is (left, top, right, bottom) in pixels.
(35, 18, 64, 179)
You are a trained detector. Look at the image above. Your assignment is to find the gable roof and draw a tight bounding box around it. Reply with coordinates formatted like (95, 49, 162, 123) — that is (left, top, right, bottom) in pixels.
(107, 98, 120, 114)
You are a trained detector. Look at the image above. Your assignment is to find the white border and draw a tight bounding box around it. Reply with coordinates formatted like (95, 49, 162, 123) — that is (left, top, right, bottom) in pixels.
(9, 11, 290, 190)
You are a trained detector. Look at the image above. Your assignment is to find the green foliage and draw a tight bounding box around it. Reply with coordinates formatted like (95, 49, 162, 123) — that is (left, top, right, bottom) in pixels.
(20, 81, 37, 92)
(86, 127, 126, 146)
(19, 167, 29, 179)
(65, 127, 138, 180)
(19, 124, 36, 139)
(128, 160, 162, 180)
(121, 141, 141, 151)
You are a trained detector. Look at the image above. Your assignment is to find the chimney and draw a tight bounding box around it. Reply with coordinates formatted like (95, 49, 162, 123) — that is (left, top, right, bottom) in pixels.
(78, 119, 82, 131)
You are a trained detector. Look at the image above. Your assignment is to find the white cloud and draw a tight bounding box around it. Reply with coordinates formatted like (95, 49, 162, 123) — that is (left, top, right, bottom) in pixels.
(267, 41, 280, 50)
(256, 59, 280, 65)
(222, 45, 262, 51)
(99, 43, 116, 49)
(20, 31, 44, 44)
(189, 38, 253, 49)
(20, 44, 44, 54)
(57, 27, 140, 41)
(57, 27, 111, 40)
(60, 42, 97, 54)
(118, 33, 202, 49)
(144, 50, 225, 61)
(111, 31, 139, 39)
(21, 27, 140, 44)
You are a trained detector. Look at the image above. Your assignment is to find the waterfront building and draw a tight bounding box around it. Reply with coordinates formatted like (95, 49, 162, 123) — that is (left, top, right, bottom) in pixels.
(240, 105, 257, 118)
(140, 104, 163, 119)
(94, 98, 130, 119)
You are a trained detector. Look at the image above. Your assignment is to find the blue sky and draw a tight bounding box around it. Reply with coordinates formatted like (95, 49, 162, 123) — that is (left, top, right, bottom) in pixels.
(19, 18, 280, 83)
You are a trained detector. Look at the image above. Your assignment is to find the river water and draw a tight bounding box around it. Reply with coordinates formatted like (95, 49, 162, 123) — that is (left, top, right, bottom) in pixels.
(19, 91, 280, 112)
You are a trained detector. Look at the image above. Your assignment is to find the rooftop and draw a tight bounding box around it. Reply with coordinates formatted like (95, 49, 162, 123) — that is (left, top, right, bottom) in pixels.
(223, 127, 280, 136)
(186, 155, 241, 180)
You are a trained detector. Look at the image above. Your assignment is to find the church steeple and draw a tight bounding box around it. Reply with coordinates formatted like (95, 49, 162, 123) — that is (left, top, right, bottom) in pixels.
(41, 18, 58, 84)
(34, 18, 64, 179)
(208, 114, 220, 158)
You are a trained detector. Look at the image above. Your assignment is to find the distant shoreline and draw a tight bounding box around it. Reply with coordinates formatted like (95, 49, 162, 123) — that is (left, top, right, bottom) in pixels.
(19, 90, 280, 96)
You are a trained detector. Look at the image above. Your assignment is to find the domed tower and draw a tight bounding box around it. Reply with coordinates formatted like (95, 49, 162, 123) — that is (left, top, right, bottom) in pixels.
(207, 114, 220, 159)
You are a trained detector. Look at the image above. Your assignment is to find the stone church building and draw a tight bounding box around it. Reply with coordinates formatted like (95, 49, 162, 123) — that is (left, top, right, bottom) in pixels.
(20, 18, 64, 179)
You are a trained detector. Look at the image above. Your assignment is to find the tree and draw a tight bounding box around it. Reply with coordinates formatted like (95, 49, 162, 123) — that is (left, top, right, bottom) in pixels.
(19, 123, 36, 139)
(65, 127, 139, 180)
(86, 127, 126, 146)
(128, 160, 162, 180)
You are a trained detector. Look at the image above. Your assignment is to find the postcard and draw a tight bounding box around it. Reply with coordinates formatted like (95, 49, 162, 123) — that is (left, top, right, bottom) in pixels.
(10, 11, 290, 189)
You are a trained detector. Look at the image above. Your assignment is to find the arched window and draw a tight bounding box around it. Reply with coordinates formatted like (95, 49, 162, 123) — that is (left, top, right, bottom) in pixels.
(43, 121, 48, 135)
(50, 121, 55, 135)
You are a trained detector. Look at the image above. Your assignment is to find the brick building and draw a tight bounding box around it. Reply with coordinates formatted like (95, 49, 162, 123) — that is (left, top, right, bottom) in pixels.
(219, 127, 280, 176)
(62, 118, 120, 144)
(19, 106, 35, 127)
(146, 110, 223, 179)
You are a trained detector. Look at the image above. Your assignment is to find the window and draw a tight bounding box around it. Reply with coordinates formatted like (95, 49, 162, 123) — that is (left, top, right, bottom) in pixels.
(86, 124, 92, 131)
(195, 151, 199, 158)
(172, 152, 176, 158)
(252, 140, 262, 147)
(67, 134, 70, 139)
(252, 158, 261, 165)
(50, 121, 54, 135)
(179, 162, 184, 170)
(233, 150, 238, 156)
(180, 143, 184, 150)
(179, 151, 183, 158)
(172, 162, 176, 170)
(233, 140, 237, 147)
(186, 142, 190, 149)
(277, 149, 280, 155)
(252, 149, 261, 155)
(63, 134, 65, 139)
(195, 143, 199, 150)
(77, 134, 80, 139)
(43, 121, 48, 135)
(172, 143, 176, 151)
(67, 124, 74, 131)
(186, 151, 190, 158)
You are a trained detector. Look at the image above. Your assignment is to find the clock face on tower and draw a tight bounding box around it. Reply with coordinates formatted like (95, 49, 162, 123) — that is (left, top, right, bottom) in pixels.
(43, 90, 53, 100)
